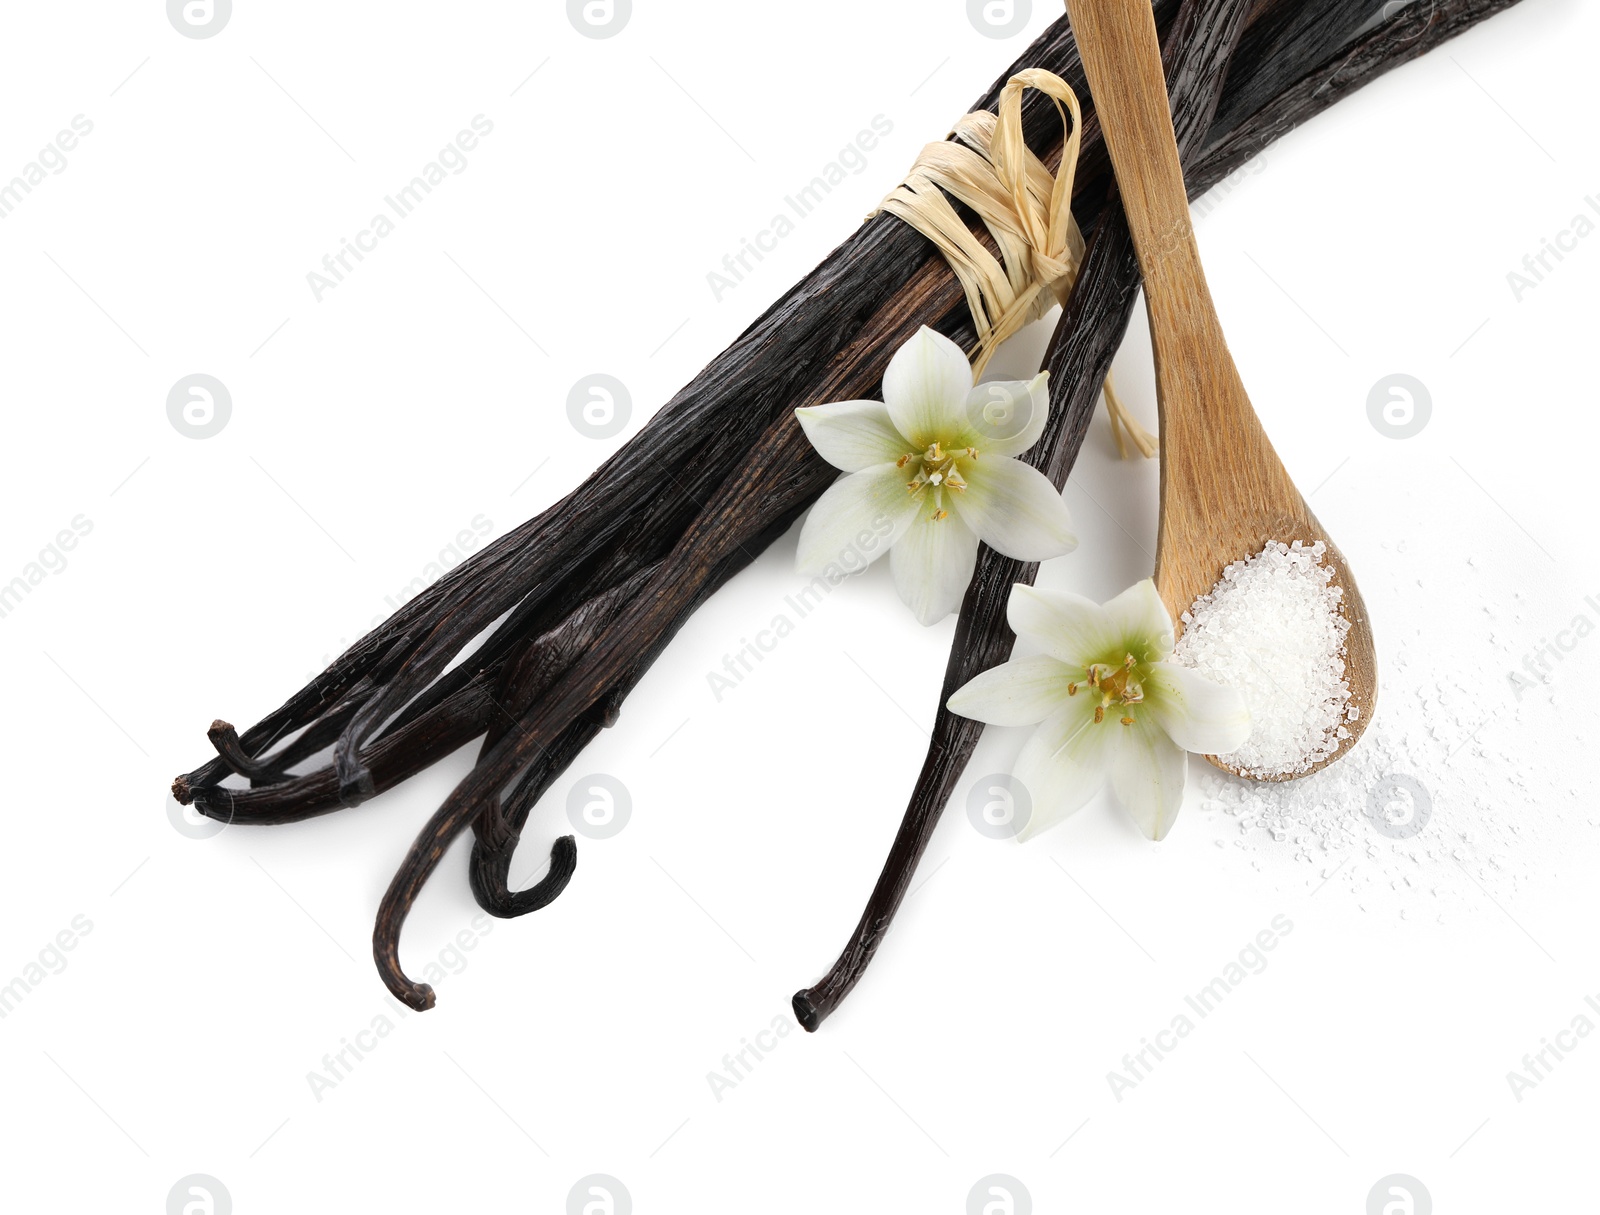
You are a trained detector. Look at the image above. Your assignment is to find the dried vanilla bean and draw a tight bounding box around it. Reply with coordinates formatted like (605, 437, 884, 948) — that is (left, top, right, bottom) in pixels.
(794, 0, 1253, 1030)
(178, 0, 1337, 838)
(172, 0, 1519, 1012)
(172, 8, 1179, 821)
(363, 0, 1462, 1010)
(177, 6, 1171, 948)
(372, 511, 808, 1007)
(178, 0, 1279, 834)
(792, 0, 1528, 1030)
(466, 567, 656, 917)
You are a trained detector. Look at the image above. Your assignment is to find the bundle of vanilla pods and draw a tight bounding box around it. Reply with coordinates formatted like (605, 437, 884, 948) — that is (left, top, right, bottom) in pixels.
(174, 0, 1524, 1016)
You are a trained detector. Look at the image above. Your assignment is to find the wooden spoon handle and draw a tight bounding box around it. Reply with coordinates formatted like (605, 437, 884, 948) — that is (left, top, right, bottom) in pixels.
(1068, 0, 1273, 621)
(1065, 0, 1208, 301)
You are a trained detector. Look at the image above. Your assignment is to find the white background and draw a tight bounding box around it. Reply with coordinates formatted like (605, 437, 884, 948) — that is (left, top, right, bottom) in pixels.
(1, 1, 1595, 1211)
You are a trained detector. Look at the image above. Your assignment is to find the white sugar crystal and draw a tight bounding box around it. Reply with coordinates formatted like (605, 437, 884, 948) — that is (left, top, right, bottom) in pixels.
(1173, 540, 1352, 778)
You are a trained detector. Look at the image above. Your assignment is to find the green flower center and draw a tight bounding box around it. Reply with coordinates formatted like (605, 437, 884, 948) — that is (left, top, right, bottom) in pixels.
(1069, 654, 1146, 726)
(900, 440, 976, 521)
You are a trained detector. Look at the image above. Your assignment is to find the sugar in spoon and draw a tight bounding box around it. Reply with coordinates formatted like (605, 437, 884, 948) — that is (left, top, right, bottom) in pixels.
(1064, 0, 1376, 778)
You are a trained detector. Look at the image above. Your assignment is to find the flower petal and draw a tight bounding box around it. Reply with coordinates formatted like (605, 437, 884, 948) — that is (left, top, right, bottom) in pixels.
(1013, 697, 1114, 841)
(881, 326, 974, 449)
(795, 465, 917, 576)
(946, 653, 1077, 727)
(794, 400, 910, 472)
(1005, 583, 1116, 665)
(1103, 578, 1174, 660)
(1144, 662, 1252, 756)
(950, 457, 1077, 561)
(964, 372, 1050, 458)
(890, 508, 979, 625)
(1109, 716, 1188, 841)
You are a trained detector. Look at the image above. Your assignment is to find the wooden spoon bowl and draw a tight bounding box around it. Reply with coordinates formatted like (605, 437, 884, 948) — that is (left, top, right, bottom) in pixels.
(1065, 0, 1376, 779)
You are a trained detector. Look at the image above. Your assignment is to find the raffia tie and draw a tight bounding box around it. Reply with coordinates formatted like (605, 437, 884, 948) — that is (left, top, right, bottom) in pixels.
(870, 68, 1156, 458)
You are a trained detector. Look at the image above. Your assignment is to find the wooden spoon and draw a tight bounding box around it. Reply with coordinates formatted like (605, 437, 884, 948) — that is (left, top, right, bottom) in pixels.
(1064, 0, 1376, 779)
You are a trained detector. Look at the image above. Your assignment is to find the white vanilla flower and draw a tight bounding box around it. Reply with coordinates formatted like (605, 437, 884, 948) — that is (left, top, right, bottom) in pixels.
(794, 326, 1077, 625)
(947, 579, 1250, 841)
